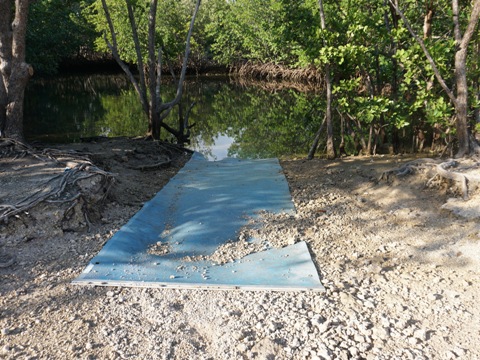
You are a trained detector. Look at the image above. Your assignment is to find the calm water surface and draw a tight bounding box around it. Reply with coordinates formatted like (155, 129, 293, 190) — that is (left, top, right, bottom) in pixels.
(24, 74, 323, 160)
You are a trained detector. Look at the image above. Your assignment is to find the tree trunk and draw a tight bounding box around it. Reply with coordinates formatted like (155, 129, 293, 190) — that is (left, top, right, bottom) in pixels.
(101, 0, 201, 143)
(338, 110, 347, 156)
(147, 0, 159, 138)
(307, 114, 326, 160)
(367, 124, 373, 155)
(390, 0, 480, 157)
(452, 0, 480, 156)
(318, 0, 336, 159)
(0, 0, 32, 142)
(324, 66, 336, 159)
(423, 1, 434, 39)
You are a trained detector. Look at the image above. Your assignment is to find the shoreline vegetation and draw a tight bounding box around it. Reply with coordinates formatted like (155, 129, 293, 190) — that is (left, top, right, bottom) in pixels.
(36, 36, 476, 159)
(57, 56, 323, 85)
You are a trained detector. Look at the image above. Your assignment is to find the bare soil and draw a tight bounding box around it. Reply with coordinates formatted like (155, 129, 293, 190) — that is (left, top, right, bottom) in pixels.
(1, 138, 479, 359)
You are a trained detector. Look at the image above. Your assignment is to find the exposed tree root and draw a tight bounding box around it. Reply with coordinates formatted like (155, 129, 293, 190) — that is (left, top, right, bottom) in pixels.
(0, 139, 115, 226)
(0, 252, 15, 268)
(379, 158, 438, 179)
(1, 162, 115, 224)
(380, 157, 480, 200)
(230, 61, 323, 84)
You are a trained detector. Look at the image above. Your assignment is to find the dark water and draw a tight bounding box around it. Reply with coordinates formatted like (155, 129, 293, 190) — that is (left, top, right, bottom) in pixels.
(24, 74, 323, 160)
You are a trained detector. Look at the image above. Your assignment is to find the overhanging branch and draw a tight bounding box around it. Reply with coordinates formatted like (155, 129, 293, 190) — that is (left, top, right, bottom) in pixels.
(388, 0, 458, 106)
(160, 0, 201, 111)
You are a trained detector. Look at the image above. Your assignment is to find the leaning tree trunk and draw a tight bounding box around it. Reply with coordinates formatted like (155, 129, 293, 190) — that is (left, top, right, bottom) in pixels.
(0, 0, 33, 142)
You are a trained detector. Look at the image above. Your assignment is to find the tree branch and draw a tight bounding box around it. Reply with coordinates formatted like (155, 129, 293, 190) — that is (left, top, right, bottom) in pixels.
(160, 0, 201, 111)
(458, 0, 480, 57)
(100, 0, 149, 116)
(388, 0, 457, 106)
(125, 0, 148, 110)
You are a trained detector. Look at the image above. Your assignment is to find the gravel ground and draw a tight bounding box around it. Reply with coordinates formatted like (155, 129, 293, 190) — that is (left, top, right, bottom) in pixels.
(1, 142, 479, 359)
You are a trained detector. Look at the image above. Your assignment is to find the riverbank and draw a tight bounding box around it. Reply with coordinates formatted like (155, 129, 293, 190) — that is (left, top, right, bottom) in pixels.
(1, 138, 479, 359)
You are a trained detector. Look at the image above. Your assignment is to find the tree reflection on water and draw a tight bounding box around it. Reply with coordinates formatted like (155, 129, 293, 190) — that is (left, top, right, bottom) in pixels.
(24, 74, 323, 159)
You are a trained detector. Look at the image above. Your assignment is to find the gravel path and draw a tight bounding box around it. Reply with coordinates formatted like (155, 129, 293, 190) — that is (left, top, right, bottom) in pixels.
(1, 154, 479, 359)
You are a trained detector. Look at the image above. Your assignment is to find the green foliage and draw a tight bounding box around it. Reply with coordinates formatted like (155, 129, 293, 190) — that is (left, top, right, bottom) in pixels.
(209, 0, 478, 153)
(84, 0, 203, 66)
(424, 96, 454, 126)
(204, 0, 320, 66)
(26, 0, 96, 74)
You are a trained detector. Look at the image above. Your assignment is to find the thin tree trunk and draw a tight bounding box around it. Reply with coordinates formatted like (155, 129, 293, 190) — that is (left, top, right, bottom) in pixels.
(324, 66, 336, 159)
(101, 0, 201, 142)
(307, 114, 326, 160)
(159, 0, 201, 113)
(423, 1, 434, 39)
(389, 0, 455, 102)
(356, 120, 368, 154)
(367, 124, 373, 155)
(147, 0, 160, 139)
(318, 0, 336, 159)
(0, 0, 12, 137)
(345, 112, 368, 155)
(385, 0, 400, 151)
(338, 109, 347, 156)
(101, 0, 149, 116)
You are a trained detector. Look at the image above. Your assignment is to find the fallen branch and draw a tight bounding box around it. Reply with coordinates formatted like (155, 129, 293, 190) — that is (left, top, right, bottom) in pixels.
(379, 158, 438, 181)
(128, 158, 172, 171)
(380, 158, 480, 200)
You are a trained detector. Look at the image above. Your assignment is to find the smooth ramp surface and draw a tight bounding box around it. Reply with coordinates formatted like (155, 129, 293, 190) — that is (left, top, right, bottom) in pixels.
(73, 154, 324, 291)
